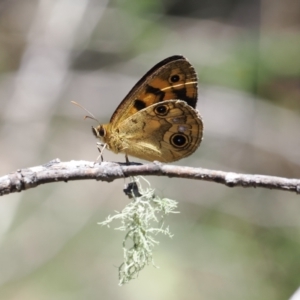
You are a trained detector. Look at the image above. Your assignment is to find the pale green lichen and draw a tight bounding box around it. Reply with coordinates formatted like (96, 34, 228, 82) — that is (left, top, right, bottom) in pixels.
(98, 176, 179, 285)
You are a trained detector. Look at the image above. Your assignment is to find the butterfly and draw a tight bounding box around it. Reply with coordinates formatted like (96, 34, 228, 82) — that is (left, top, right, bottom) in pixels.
(92, 55, 203, 163)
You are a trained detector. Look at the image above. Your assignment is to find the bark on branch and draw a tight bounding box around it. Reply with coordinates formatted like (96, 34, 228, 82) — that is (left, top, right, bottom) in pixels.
(0, 158, 299, 196)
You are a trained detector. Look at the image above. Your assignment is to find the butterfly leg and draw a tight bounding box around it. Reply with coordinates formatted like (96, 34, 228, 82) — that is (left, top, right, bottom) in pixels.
(125, 153, 130, 165)
(96, 142, 107, 162)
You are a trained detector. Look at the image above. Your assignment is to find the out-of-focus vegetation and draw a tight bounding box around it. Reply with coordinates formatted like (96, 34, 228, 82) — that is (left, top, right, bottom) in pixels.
(0, 0, 299, 299)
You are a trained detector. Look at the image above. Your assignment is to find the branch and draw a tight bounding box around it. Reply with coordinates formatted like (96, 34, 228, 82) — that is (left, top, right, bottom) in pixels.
(0, 158, 299, 196)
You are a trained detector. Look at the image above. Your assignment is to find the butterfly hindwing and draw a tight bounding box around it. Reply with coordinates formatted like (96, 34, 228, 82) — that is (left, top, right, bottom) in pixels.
(116, 100, 203, 162)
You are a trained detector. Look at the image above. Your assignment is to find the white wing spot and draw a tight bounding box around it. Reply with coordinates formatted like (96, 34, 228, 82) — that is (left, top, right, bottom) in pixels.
(172, 117, 185, 123)
(178, 125, 188, 132)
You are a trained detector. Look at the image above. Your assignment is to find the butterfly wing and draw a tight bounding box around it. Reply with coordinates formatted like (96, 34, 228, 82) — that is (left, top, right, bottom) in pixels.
(116, 100, 203, 162)
(110, 55, 198, 126)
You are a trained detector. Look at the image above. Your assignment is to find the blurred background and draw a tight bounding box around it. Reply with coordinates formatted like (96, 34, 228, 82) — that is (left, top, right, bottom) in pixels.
(0, 0, 299, 299)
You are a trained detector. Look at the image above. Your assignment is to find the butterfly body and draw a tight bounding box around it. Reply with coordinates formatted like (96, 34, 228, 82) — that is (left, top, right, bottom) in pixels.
(93, 56, 203, 162)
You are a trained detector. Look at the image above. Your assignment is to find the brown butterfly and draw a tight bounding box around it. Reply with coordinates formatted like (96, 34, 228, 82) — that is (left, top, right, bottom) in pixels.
(92, 55, 203, 162)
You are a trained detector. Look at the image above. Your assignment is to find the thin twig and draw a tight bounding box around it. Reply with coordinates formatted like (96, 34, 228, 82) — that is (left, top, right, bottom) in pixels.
(0, 158, 299, 196)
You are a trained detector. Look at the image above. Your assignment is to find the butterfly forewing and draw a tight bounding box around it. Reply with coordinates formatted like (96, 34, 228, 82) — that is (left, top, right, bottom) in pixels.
(110, 55, 198, 127)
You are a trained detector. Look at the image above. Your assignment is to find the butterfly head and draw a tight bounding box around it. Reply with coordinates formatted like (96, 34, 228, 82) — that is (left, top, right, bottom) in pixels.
(92, 123, 120, 154)
(92, 125, 106, 140)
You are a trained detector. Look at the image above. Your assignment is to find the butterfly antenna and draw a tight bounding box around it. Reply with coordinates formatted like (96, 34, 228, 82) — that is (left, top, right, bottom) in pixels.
(71, 101, 100, 123)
